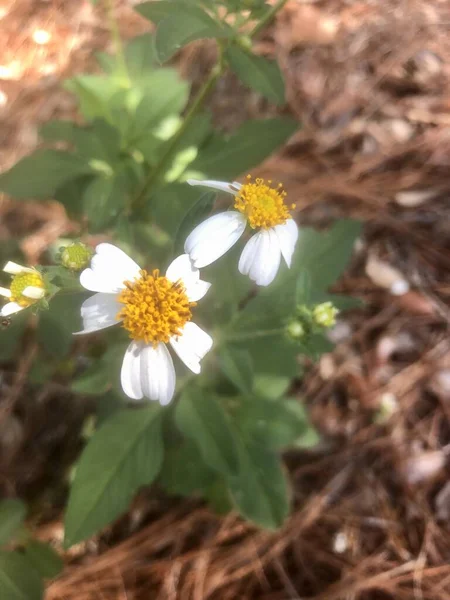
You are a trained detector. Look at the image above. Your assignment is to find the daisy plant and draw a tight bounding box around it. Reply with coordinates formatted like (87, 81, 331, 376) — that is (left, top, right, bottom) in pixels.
(0, 0, 362, 581)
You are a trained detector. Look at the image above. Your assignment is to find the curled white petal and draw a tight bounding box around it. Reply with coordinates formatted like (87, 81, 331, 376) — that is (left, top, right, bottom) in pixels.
(238, 229, 281, 286)
(140, 343, 176, 405)
(184, 211, 247, 269)
(187, 179, 240, 196)
(0, 287, 11, 298)
(166, 254, 211, 302)
(80, 243, 141, 294)
(0, 302, 24, 317)
(3, 262, 34, 275)
(273, 219, 298, 268)
(121, 341, 144, 401)
(170, 322, 213, 374)
(22, 286, 45, 300)
(74, 292, 122, 335)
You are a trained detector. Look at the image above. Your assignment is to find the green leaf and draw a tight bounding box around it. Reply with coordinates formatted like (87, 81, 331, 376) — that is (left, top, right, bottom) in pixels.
(175, 389, 240, 477)
(0, 551, 43, 600)
(154, 6, 228, 63)
(23, 541, 63, 579)
(135, 1, 176, 24)
(173, 191, 216, 254)
(226, 47, 285, 105)
(159, 440, 215, 496)
(64, 75, 123, 122)
(235, 396, 312, 450)
(64, 406, 164, 547)
(129, 69, 189, 143)
(192, 118, 297, 180)
(82, 176, 125, 231)
(124, 33, 157, 80)
(219, 346, 253, 395)
(0, 500, 26, 547)
(54, 176, 93, 219)
(37, 293, 85, 357)
(229, 441, 290, 529)
(72, 343, 127, 396)
(0, 150, 92, 199)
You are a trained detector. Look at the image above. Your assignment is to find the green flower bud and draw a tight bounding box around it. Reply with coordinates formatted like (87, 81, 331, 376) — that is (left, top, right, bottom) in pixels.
(286, 319, 305, 340)
(312, 302, 339, 329)
(60, 243, 93, 272)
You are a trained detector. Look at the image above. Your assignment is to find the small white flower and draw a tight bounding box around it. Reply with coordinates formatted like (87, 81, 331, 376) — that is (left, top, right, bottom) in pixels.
(0, 262, 45, 317)
(76, 244, 213, 406)
(184, 176, 299, 287)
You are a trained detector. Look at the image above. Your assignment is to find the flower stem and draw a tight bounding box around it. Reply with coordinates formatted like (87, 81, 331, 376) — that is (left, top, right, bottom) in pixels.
(106, 0, 130, 87)
(224, 327, 285, 342)
(250, 0, 288, 38)
(131, 48, 225, 212)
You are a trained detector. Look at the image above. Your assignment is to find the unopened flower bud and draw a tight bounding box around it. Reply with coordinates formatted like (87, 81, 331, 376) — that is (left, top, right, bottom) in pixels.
(60, 243, 93, 272)
(312, 302, 339, 328)
(286, 320, 305, 340)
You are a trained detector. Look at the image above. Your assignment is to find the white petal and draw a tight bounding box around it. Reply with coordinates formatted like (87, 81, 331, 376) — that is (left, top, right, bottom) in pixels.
(140, 343, 176, 405)
(0, 287, 11, 298)
(170, 322, 213, 374)
(184, 211, 247, 269)
(80, 243, 141, 294)
(166, 254, 211, 302)
(3, 262, 34, 275)
(187, 179, 240, 196)
(238, 229, 281, 287)
(121, 341, 144, 401)
(0, 302, 24, 317)
(22, 286, 45, 300)
(273, 219, 298, 268)
(74, 293, 122, 335)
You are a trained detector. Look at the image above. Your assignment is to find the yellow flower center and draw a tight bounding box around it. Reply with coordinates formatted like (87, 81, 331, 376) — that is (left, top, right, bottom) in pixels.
(234, 176, 296, 229)
(9, 271, 44, 307)
(117, 270, 194, 346)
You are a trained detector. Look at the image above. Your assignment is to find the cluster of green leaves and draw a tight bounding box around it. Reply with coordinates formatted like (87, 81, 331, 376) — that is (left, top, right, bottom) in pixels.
(0, 499, 62, 599)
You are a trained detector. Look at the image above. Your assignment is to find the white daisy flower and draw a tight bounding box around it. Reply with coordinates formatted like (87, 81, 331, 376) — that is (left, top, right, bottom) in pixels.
(0, 262, 46, 317)
(76, 244, 213, 406)
(184, 176, 299, 287)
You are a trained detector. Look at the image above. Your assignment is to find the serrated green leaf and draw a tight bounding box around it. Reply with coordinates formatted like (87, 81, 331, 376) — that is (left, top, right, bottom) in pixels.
(23, 541, 63, 579)
(229, 441, 290, 529)
(219, 346, 253, 395)
(64, 406, 164, 548)
(0, 552, 43, 600)
(64, 75, 123, 122)
(0, 150, 92, 200)
(0, 500, 26, 547)
(226, 47, 285, 105)
(192, 118, 297, 180)
(173, 191, 216, 254)
(175, 389, 240, 477)
(154, 6, 228, 63)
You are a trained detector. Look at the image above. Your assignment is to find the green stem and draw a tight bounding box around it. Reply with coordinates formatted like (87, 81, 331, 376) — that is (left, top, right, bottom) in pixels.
(106, 0, 130, 87)
(250, 0, 288, 38)
(131, 48, 225, 212)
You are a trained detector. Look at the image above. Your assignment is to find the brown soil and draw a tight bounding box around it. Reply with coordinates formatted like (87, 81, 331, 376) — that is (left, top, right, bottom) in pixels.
(1, 1, 450, 599)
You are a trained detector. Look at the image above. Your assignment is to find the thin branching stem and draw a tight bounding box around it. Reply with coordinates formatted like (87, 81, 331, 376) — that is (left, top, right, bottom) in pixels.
(105, 0, 131, 87)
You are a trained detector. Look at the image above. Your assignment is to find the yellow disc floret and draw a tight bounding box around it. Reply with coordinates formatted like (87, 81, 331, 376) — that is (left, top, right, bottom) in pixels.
(10, 271, 45, 308)
(234, 175, 296, 229)
(117, 270, 194, 346)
